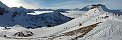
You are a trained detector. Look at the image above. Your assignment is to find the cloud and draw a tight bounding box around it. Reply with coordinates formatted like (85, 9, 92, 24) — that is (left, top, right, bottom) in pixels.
(18, 0, 43, 9)
(0, 0, 122, 9)
(19, 0, 78, 9)
(0, 0, 44, 9)
(51, 0, 83, 9)
(39, 0, 122, 9)
(0, 0, 22, 7)
(100, 0, 122, 9)
(80, 0, 122, 9)
(50, 0, 102, 9)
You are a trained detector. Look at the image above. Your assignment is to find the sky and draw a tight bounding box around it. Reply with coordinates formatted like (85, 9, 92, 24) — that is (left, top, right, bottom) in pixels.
(0, 0, 122, 9)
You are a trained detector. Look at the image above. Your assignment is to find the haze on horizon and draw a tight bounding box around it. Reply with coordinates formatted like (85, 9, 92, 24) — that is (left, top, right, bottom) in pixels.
(0, 0, 122, 9)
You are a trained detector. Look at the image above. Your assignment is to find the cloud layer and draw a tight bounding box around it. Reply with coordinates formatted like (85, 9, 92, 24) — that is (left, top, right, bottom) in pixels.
(0, 0, 122, 9)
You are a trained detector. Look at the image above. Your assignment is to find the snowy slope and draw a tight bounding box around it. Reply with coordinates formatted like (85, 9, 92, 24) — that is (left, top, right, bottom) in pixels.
(79, 20, 122, 40)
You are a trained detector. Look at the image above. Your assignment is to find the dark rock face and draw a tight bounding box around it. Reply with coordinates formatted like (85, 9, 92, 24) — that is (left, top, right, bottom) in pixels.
(0, 7, 5, 15)
(0, 1, 9, 8)
(80, 5, 90, 11)
(13, 31, 34, 37)
(0, 1, 9, 15)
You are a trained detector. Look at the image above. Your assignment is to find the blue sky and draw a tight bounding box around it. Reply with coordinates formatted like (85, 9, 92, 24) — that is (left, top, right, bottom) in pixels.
(0, 0, 122, 9)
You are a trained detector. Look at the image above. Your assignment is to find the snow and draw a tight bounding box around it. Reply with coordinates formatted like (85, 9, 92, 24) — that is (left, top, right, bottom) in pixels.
(79, 20, 122, 40)
(0, 2, 122, 40)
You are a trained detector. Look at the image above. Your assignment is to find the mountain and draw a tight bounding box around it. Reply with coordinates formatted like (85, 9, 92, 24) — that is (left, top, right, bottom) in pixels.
(0, 2, 122, 40)
(0, 1, 9, 9)
(80, 5, 90, 11)
(80, 4, 122, 15)
(0, 1, 73, 28)
(13, 11, 73, 28)
(51, 4, 122, 40)
(0, 1, 9, 15)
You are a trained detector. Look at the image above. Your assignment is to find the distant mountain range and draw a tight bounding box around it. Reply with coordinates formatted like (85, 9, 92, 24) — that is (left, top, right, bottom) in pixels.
(0, 1, 73, 28)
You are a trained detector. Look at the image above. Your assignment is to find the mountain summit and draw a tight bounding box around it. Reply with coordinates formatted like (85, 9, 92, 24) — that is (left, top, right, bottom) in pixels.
(80, 4, 122, 14)
(0, 1, 9, 9)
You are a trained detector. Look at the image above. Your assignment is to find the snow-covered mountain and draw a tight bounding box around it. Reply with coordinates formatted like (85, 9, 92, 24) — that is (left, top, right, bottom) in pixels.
(0, 1, 9, 15)
(13, 11, 73, 28)
(0, 1, 73, 28)
(80, 5, 91, 11)
(0, 1, 9, 9)
(80, 4, 122, 15)
(0, 1, 122, 40)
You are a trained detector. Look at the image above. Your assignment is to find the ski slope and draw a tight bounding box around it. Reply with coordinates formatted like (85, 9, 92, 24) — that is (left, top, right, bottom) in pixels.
(79, 20, 122, 40)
